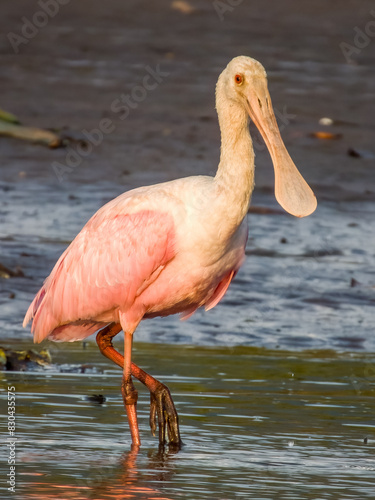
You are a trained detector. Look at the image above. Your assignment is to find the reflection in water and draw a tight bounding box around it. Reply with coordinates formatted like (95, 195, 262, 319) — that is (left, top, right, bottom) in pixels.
(89, 445, 178, 500)
(19, 445, 179, 500)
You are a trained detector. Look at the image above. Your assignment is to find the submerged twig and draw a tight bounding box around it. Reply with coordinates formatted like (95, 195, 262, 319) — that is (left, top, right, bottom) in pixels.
(0, 108, 20, 124)
(0, 121, 62, 148)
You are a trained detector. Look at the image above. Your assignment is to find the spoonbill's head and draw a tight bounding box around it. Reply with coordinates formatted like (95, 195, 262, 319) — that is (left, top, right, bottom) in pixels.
(217, 56, 317, 218)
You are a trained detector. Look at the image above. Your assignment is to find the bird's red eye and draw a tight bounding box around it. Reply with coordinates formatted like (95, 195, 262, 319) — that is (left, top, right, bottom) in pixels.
(234, 74, 243, 85)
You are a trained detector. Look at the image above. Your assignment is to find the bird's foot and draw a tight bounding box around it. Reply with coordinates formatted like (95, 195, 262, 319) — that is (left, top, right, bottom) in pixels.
(149, 381, 182, 449)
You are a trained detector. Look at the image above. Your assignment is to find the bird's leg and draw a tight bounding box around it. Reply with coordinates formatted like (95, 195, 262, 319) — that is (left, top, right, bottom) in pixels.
(96, 324, 140, 447)
(96, 324, 181, 448)
(122, 331, 140, 447)
(96, 322, 123, 365)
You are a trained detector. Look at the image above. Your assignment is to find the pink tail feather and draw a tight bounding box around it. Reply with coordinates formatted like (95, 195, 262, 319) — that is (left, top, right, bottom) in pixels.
(23, 286, 46, 330)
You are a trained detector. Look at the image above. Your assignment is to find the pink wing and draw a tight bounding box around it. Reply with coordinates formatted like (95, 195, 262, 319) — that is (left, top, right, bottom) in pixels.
(24, 209, 176, 343)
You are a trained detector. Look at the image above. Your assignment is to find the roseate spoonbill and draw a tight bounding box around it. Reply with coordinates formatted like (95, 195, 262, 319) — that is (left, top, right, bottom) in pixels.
(24, 56, 317, 448)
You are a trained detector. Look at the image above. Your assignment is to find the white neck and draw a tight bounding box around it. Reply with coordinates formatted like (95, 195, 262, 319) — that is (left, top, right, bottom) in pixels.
(214, 92, 255, 224)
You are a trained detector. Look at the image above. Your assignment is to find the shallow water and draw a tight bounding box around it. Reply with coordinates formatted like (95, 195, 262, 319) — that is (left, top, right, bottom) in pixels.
(1, 341, 375, 500)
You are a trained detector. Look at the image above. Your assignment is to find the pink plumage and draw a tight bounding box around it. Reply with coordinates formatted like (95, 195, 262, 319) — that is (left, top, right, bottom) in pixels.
(24, 206, 176, 342)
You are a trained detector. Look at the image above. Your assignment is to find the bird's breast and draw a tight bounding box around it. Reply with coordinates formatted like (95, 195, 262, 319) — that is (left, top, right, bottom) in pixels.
(139, 217, 248, 318)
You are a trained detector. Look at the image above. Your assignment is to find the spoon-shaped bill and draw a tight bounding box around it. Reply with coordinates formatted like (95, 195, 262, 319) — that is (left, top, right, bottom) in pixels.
(245, 81, 317, 218)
